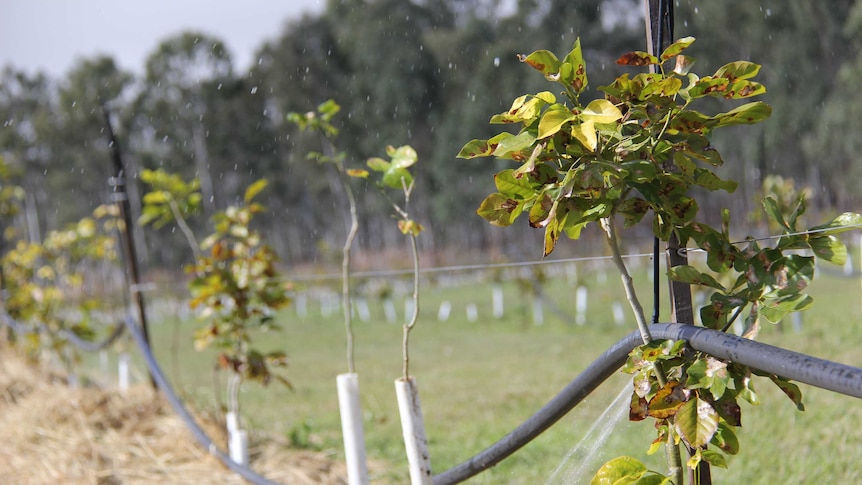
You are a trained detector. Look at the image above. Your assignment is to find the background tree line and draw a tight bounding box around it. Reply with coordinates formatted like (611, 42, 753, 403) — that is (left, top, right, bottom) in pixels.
(1, 0, 860, 271)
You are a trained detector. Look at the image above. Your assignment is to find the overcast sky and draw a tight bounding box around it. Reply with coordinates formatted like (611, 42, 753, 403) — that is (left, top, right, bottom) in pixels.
(0, 0, 326, 78)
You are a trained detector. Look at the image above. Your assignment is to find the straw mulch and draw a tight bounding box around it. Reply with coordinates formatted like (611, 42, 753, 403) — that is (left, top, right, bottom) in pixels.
(0, 350, 348, 485)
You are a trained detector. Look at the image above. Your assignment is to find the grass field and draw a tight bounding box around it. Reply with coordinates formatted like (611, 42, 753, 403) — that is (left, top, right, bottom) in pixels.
(112, 258, 862, 484)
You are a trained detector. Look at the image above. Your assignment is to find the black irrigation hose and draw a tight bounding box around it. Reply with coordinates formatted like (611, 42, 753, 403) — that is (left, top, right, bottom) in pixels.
(0, 310, 126, 353)
(433, 323, 862, 484)
(56, 321, 126, 352)
(121, 314, 285, 485)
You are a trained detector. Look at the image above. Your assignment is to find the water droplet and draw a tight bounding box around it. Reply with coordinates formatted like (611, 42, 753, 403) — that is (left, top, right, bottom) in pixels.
(217, 83, 223, 90)
(71, 101, 77, 107)
(250, 86, 258, 94)
(494, 57, 500, 67)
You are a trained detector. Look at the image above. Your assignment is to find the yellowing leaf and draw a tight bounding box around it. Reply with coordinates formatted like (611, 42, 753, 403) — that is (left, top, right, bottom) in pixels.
(346, 168, 369, 178)
(244, 179, 268, 204)
(572, 120, 597, 151)
(538, 104, 576, 139)
(581, 99, 623, 124)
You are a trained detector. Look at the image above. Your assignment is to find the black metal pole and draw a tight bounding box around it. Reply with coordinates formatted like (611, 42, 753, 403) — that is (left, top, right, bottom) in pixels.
(101, 103, 156, 389)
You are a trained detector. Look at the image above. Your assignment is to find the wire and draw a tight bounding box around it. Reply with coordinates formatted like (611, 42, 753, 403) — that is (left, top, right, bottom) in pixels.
(288, 253, 655, 282)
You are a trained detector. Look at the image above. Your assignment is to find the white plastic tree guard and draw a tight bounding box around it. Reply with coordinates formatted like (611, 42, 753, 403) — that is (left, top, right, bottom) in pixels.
(226, 411, 249, 465)
(395, 376, 433, 485)
(337, 373, 369, 485)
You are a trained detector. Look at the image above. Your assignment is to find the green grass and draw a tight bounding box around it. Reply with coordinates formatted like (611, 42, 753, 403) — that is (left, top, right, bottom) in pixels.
(111, 263, 862, 484)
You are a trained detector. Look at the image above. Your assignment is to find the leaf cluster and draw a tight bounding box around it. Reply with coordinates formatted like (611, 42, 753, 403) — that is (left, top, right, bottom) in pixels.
(138, 168, 202, 229)
(186, 180, 293, 387)
(459, 37, 770, 257)
(1, 205, 119, 360)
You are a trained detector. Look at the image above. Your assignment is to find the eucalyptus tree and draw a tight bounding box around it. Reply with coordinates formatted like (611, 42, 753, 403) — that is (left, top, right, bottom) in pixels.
(802, 0, 862, 208)
(55, 56, 135, 215)
(676, 1, 855, 214)
(0, 67, 62, 238)
(133, 32, 235, 220)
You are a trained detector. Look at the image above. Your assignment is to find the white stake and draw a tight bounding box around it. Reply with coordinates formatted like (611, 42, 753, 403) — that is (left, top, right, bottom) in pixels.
(532, 296, 544, 325)
(337, 373, 369, 485)
(576, 286, 588, 325)
(118, 352, 130, 391)
(356, 297, 371, 322)
(612, 301, 625, 326)
(437, 301, 451, 322)
(395, 377, 433, 485)
(492, 286, 504, 319)
(296, 293, 307, 318)
(384, 299, 397, 324)
(99, 350, 108, 376)
(466, 303, 478, 322)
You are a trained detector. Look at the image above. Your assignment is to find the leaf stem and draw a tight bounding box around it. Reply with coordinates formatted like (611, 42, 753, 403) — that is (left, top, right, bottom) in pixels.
(324, 137, 360, 375)
(601, 216, 653, 344)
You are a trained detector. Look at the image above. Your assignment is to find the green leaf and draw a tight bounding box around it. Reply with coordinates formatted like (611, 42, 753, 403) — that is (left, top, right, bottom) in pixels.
(711, 421, 740, 455)
(591, 456, 647, 485)
(769, 376, 805, 411)
(668, 265, 726, 291)
(582, 99, 623, 124)
(723, 80, 767, 99)
(563, 38, 588, 93)
(660, 36, 696, 61)
(621, 161, 657, 183)
(699, 449, 728, 469)
(494, 169, 538, 199)
(518, 50, 561, 77)
(714, 61, 762, 81)
(244, 179, 268, 203)
(760, 294, 814, 323)
(381, 167, 413, 190)
(387, 144, 417, 168)
(809, 235, 847, 265)
(518, 50, 561, 76)
(538, 104, 576, 139)
(808, 212, 862, 236)
(674, 396, 719, 449)
(491, 132, 538, 160)
(476, 193, 523, 227)
(713, 101, 772, 127)
(457, 139, 496, 159)
(694, 169, 737, 192)
(762, 197, 790, 230)
(367, 157, 390, 172)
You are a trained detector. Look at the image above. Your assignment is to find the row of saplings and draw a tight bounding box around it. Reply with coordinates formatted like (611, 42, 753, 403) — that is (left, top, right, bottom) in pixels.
(2, 36, 861, 485)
